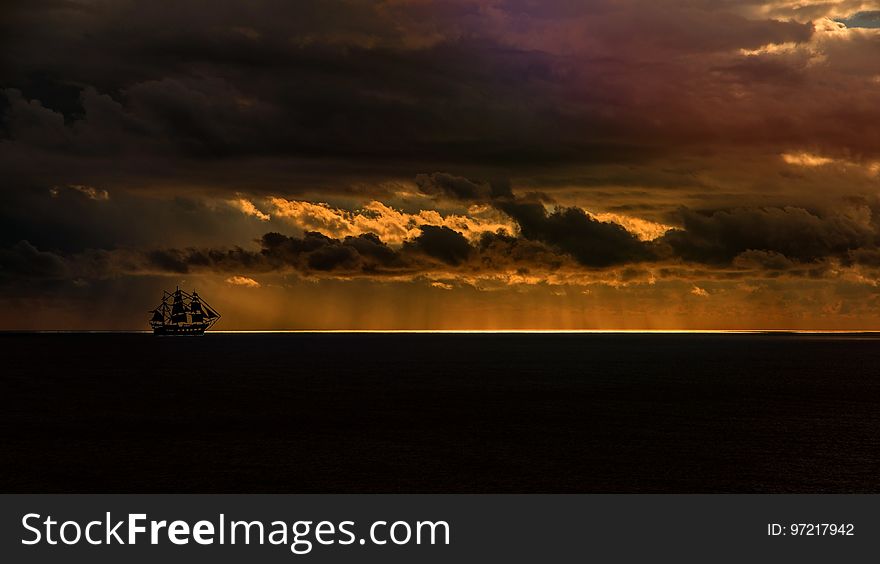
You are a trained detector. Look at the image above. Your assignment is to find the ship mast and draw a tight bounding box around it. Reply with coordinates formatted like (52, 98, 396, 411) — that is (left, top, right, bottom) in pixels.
(190, 291, 204, 323)
(170, 287, 188, 324)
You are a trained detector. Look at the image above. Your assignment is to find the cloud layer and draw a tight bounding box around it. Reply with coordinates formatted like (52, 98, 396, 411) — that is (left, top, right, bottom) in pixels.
(3, 0, 880, 328)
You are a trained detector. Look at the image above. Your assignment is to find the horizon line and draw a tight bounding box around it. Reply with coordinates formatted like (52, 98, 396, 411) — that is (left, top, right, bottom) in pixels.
(7, 329, 880, 335)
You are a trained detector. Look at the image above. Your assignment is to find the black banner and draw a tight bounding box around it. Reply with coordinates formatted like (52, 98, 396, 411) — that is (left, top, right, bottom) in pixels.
(1, 495, 877, 563)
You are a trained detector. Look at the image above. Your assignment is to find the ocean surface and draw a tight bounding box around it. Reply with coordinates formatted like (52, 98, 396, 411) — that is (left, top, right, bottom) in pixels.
(2, 332, 879, 493)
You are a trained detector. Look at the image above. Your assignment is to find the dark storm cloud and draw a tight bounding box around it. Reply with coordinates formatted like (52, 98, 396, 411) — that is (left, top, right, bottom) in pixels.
(0, 0, 832, 196)
(173, 226, 473, 274)
(404, 225, 473, 266)
(497, 200, 656, 267)
(0, 240, 68, 282)
(132, 223, 571, 278)
(659, 207, 877, 265)
(149, 242, 277, 274)
(261, 231, 409, 273)
(415, 173, 514, 201)
(0, 222, 568, 289)
(2, 9, 589, 169)
(475, 230, 567, 272)
(138, 230, 419, 277)
(413, 170, 658, 267)
(415, 173, 493, 201)
(0, 181, 263, 253)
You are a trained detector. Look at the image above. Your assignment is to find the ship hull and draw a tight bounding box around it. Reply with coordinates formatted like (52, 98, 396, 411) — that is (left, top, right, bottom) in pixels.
(152, 324, 207, 336)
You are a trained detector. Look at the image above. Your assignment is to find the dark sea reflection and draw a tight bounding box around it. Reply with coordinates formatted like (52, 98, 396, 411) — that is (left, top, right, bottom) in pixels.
(2, 332, 880, 492)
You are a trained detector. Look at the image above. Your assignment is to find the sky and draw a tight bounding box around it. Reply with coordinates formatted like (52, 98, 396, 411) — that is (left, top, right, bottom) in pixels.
(2, 0, 880, 330)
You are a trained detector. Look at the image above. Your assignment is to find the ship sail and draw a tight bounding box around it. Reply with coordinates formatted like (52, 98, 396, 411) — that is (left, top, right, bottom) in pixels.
(190, 293, 204, 322)
(151, 309, 164, 322)
(170, 290, 188, 323)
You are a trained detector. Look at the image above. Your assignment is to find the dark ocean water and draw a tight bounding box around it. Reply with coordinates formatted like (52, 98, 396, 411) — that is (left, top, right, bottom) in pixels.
(2, 332, 880, 493)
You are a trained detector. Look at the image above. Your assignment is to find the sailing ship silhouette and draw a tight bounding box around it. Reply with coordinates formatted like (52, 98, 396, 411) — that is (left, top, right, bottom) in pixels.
(149, 287, 220, 335)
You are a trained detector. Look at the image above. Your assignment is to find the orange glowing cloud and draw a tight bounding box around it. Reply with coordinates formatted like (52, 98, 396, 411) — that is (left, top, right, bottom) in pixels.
(225, 275, 261, 288)
(266, 198, 517, 244)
